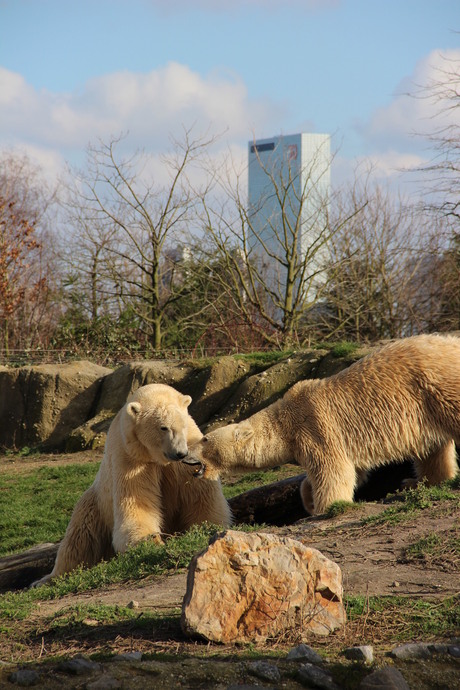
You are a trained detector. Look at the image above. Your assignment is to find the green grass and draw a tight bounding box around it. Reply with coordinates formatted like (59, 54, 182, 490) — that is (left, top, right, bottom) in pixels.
(363, 479, 460, 526)
(403, 529, 459, 571)
(0, 520, 267, 625)
(346, 594, 460, 641)
(48, 602, 149, 629)
(0, 457, 285, 626)
(325, 500, 361, 518)
(46, 602, 181, 640)
(405, 533, 444, 560)
(329, 341, 361, 358)
(0, 461, 293, 556)
(0, 464, 99, 555)
(1, 453, 459, 660)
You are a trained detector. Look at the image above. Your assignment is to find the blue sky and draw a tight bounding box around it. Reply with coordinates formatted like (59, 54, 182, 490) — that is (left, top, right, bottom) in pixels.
(0, 0, 459, 188)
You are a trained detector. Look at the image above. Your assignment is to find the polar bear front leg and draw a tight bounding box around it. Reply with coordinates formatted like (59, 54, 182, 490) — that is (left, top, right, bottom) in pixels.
(113, 508, 164, 552)
(301, 451, 357, 515)
(113, 493, 164, 553)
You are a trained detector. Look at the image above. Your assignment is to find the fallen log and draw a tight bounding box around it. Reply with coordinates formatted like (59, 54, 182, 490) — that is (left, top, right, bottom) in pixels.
(228, 473, 307, 526)
(0, 542, 58, 591)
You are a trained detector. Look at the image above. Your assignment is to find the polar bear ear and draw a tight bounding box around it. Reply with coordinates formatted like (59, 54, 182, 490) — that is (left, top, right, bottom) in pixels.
(127, 401, 142, 418)
(234, 423, 254, 443)
(181, 394, 192, 408)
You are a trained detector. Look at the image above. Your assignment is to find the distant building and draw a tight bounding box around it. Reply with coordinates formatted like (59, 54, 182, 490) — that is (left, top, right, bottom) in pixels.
(247, 132, 331, 304)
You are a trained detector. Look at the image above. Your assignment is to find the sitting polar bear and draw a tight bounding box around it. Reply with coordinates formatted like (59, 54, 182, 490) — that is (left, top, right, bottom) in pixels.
(35, 383, 231, 585)
(185, 334, 459, 516)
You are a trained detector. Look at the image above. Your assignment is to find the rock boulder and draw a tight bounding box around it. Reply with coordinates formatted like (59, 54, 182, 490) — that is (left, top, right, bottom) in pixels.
(181, 530, 346, 643)
(0, 361, 111, 450)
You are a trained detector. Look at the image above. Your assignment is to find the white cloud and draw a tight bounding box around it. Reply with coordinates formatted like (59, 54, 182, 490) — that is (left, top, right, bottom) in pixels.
(332, 48, 460, 197)
(333, 150, 428, 190)
(3, 48, 456, 196)
(0, 62, 284, 183)
(362, 49, 460, 152)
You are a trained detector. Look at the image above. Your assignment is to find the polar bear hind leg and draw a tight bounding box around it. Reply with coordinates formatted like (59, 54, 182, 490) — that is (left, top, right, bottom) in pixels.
(411, 440, 458, 486)
(51, 488, 114, 575)
(32, 487, 113, 587)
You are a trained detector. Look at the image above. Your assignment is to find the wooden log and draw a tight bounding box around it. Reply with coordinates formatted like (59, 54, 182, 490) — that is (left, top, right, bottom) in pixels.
(228, 474, 307, 526)
(0, 543, 58, 591)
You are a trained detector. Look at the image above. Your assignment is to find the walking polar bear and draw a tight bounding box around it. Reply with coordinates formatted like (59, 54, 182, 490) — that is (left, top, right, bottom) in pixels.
(35, 384, 231, 585)
(184, 335, 459, 516)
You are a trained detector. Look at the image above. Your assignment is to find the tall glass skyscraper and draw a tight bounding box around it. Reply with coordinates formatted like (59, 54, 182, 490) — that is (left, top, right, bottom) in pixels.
(247, 132, 331, 305)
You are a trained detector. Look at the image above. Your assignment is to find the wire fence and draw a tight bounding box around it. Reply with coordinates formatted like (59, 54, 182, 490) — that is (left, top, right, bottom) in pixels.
(0, 344, 278, 368)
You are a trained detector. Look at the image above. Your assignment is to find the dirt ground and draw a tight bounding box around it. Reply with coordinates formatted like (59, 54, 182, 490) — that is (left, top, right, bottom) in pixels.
(1, 451, 459, 690)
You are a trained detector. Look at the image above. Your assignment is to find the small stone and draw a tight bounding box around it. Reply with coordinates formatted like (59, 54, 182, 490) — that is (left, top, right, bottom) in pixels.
(127, 600, 139, 609)
(392, 581, 400, 588)
(428, 642, 451, 655)
(344, 645, 374, 664)
(297, 663, 340, 690)
(8, 669, 41, 686)
(287, 644, 323, 663)
(57, 657, 101, 675)
(448, 645, 460, 658)
(247, 660, 281, 683)
(360, 666, 410, 689)
(390, 643, 432, 660)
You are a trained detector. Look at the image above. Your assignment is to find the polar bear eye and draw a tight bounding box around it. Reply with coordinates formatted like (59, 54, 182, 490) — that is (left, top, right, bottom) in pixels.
(202, 436, 209, 443)
(160, 426, 169, 432)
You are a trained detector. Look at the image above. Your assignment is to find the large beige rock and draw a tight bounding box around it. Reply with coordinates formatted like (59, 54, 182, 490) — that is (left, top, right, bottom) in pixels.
(0, 361, 111, 450)
(203, 350, 329, 432)
(95, 360, 199, 414)
(181, 530, 346, 643)
(187, 356, 252, 426)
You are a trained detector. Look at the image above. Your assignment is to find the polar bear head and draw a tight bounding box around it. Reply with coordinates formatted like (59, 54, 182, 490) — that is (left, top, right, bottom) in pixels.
(185, 421, 255, 476)
(120, 383, 198, 465)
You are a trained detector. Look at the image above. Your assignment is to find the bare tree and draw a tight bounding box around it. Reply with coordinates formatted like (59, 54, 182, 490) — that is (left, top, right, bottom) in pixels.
(413, 52, 460, 223)
(59, 195, 119, 322)
(421, 230, 460, 332)
(400, 53, 460, 335)
(323, 176, 443, 342)
(63, 129, 218, 351)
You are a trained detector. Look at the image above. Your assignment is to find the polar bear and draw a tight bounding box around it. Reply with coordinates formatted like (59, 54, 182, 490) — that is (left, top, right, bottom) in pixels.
(35, 384, 231, 585)
(185, 334, 459, 516)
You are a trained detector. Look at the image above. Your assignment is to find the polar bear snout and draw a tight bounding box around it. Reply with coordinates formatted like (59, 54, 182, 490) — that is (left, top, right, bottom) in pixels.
(170, 448, 188, 460)
(164, 442, 189, 461)
(159, 423, 190, 461)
